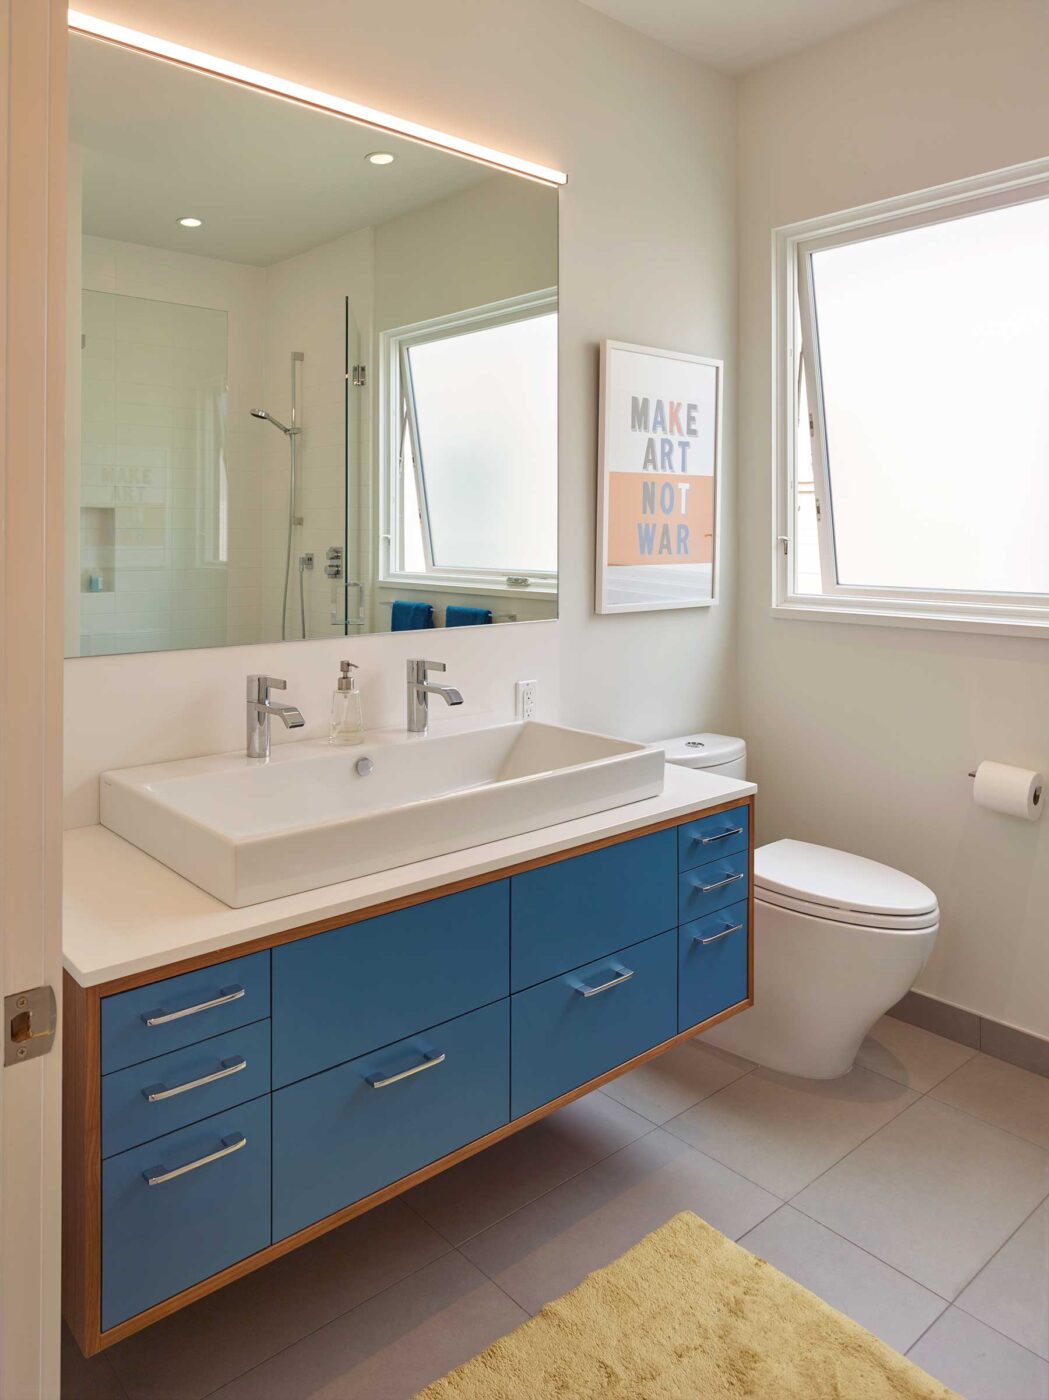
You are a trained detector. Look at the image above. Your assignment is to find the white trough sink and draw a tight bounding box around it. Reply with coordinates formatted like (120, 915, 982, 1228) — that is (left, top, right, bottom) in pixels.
(99, 721, 666, 907)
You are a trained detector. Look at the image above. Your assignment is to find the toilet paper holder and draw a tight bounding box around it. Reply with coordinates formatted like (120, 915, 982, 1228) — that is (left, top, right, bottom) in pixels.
(968, 766, 1043, 810)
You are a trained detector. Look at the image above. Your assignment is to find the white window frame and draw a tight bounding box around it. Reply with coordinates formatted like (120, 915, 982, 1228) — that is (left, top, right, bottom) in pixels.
(774, 156, 1049, 637)
(379, 289, 558, 597)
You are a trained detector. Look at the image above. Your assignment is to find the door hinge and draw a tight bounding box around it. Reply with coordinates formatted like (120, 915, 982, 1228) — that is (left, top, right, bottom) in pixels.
(808, 412, 814, 437)
(351, 364, 367, 387)
(815, 499, 822, 522)
(5, 985, 57, 1066)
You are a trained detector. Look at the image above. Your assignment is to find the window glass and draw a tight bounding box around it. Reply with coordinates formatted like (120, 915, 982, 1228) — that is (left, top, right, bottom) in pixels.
(808, 196, 1049, 594)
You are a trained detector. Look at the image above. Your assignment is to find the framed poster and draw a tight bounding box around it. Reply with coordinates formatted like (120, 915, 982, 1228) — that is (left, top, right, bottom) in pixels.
(596, 340, 723, 614)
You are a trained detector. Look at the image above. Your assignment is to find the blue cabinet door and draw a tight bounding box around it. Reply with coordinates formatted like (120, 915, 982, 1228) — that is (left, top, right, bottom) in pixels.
(102, 1095, 271, 1330)
(678, 805, 749, 871)
(510, 830, 677, 992)
(102, 1019, 271, 1159)
(101, 951, 270, 1075)
(510, 930, 677, 1119)
(678, 900, 750, 1030)
(272, 1000, 509, 1241)
(272, 882, 509, 1088)
(678, 849, 749, 924)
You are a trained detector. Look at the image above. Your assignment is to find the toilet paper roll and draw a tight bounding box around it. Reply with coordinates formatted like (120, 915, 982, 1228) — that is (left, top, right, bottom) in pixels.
(972, 761, 1044, 821)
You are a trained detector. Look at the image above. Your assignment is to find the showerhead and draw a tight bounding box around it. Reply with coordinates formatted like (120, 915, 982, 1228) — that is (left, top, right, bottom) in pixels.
(250, 408, 298, 435)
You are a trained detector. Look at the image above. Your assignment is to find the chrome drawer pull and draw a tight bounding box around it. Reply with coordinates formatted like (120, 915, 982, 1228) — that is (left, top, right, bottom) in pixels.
(142, 985, 246, 1027)
(698, 826, 744, 845)
(576, 967, 635, 998)
(367, 1050, 446, 1089)
(143, 1131, 246, 1186)
(696, 872, 746, 894)
(143, 1055, 247, 1103)
(695, 922, 744, 946)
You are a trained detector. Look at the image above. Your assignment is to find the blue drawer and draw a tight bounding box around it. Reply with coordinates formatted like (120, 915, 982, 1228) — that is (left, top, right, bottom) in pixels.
(101, 1095, 270, 1330)
(678, 805, 749, 871)
(679, 900, 750, 1030)
(678, 849, 749, 924)
(510, 830, 677, 992)
(272, 882, 509, 1088)
(272, 1000, 509, 1241)
(101, 1019, 271, 1159)
(101, 952, 270, 1075)
(510, 929, 677, 1119)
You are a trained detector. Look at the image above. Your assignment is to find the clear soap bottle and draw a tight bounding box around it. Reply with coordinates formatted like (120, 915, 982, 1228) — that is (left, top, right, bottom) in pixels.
(329, 661, 364, 745)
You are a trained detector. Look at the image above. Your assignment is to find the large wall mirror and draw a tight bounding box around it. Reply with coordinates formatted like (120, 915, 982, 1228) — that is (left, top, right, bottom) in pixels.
(65, 30, 558, 657)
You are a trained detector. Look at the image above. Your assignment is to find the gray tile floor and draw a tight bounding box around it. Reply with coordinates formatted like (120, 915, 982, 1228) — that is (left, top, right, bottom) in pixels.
(62, 1017, 1049, 1400)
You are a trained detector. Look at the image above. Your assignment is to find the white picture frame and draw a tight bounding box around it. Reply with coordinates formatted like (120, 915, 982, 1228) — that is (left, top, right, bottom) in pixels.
(596, 339, 723, 614)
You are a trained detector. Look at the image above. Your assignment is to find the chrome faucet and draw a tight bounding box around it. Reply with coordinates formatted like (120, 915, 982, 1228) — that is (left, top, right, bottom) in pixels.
(406, 659, 463, 734)
(246, 674, 305, 759)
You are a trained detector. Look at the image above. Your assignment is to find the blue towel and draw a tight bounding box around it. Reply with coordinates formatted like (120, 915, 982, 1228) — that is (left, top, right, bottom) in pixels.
(391, 600, 435, 632)
(446, 605, 493, 627)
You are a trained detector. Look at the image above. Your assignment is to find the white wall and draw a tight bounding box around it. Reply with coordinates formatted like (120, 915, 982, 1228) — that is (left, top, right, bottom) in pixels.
(738, 0, 1049, 1038)
(65, 0, 739, 824)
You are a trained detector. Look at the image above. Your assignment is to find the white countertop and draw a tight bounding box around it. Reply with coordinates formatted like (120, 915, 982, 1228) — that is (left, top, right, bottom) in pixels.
(63, 764, 755, 988)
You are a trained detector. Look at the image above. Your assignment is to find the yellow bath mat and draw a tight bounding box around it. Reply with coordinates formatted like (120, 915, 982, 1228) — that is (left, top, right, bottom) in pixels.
(415, 1212, 960, 1399)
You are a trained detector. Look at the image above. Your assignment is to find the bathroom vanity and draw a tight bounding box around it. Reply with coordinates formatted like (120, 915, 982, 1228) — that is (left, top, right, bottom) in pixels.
(62, 765, 754, 1356)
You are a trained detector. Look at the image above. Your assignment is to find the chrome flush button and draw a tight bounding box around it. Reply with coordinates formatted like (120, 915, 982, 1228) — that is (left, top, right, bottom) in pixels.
(355, 757, 374, 777)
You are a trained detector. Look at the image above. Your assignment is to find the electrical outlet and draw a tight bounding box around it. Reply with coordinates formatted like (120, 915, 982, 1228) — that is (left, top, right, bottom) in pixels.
(515, 679, 537, 721)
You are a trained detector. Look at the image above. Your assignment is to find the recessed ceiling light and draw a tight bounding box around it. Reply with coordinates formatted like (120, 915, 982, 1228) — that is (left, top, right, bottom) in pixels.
(365, 152, 395, 166)
(176, 216, 203, 228)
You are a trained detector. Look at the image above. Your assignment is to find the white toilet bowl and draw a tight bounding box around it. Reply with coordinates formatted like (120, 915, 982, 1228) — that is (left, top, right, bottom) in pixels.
(662, 735, 940, 1079)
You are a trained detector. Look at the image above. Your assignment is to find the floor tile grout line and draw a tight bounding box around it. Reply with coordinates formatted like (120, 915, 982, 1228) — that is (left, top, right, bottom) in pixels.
(740, 1201, 955, 1307)
(659, 1072, 919, 1204)
(903, 1306, 953, 1360)
(188, 1242, 463, 1400)
(951, 1188, 1049, 1325)
(922, 1085, 1049, 1156)
(659, 1126, 791, 1202)
(421, 1118, 663, 1250)
(778, 1086, 936, 1209)
(906, 1304, 1049, 1368)
(602, 1059, 759, 1129)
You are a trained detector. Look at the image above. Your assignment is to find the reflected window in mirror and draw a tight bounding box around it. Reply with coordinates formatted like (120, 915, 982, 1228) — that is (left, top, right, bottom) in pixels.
(390, 295, 557, 591)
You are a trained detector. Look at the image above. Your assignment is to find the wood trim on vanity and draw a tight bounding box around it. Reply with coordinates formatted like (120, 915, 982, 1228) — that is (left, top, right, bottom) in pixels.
(63, 797, 755, 1356)
(62, 972, 102, 1350)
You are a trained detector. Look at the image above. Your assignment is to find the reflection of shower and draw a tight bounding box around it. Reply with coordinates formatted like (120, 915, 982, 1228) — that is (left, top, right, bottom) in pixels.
(251, 350, 304, 640)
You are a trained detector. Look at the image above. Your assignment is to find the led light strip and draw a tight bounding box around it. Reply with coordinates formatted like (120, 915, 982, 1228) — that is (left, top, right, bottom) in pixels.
(67, 10, 568, 187)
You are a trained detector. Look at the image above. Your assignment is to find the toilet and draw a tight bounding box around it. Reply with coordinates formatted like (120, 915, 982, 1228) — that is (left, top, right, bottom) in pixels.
(662, 734, 940, 1079)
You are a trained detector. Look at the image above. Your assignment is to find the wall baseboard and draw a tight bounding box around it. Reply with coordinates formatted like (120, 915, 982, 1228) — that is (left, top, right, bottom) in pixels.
(889, 991, 1049, 1080)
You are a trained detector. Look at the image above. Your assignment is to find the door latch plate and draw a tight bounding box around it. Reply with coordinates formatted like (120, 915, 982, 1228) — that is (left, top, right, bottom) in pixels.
(5, 985, 57, 1065)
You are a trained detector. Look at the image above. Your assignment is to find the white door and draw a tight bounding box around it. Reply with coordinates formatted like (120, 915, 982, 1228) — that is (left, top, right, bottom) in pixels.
(0, 1, 67, 1397)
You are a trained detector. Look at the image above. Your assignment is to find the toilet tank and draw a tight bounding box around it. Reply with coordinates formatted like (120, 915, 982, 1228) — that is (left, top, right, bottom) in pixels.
(661, 733, 747, 780)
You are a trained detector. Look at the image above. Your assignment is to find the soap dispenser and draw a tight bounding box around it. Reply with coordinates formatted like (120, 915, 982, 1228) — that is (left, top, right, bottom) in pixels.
(329, 661, 364, 745)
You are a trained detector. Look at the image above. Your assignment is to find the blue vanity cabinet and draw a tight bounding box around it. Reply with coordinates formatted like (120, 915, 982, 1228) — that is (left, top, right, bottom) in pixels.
(102, 1018, 271, 1159)
(678, 848, 750, 924)
(510, 929, 678, 1119)
(100, 950, 270, 1075)
(101, 1095, 271, 1330)
(510, 829, 677, 991)
(272, 1000, 510, 1240)
(678, 807, 750, 871)
(678, 901, 750, 1031)
(71, 798, 752, 1357)
(272, 881, 510, 1087)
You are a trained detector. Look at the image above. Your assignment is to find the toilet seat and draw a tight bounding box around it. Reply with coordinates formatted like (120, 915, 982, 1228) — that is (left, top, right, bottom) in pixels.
(754, 839, 939, 930)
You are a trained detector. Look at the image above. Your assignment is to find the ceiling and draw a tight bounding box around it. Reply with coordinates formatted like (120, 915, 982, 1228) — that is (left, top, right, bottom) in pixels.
(577, 0, 917, 74)
(69, 33, 492, 267)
